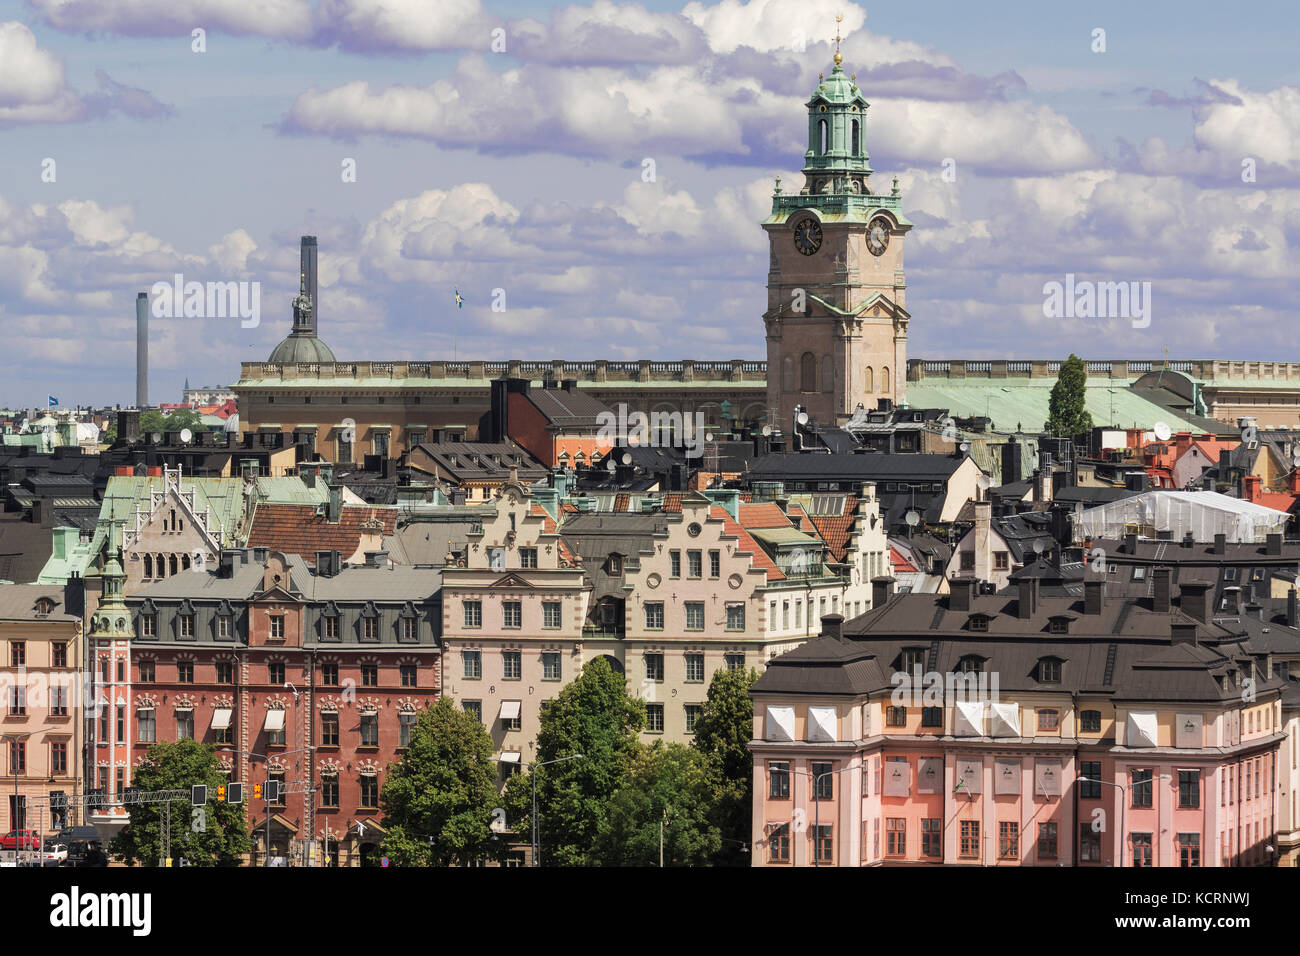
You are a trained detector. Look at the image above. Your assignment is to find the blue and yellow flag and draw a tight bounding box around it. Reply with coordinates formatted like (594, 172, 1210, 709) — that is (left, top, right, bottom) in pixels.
(453, 287, 464, 309)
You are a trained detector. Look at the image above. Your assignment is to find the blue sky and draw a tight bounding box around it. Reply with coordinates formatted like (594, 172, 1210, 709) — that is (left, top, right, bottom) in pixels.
(2, 0, 1299, 407)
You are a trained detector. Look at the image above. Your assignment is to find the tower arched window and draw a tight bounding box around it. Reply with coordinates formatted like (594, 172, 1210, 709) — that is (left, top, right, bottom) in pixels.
(169, 554, 179, 576)
(182, 553, 191, 571)
(851, 119, 859, 155)
(818, 118, 828, 155)
(800, 352, 817, 392)
(881, 366, 891, 393)
(156, 553, 166, 578)
(865, 367, 874, 393)
(143, 555, 153, 579)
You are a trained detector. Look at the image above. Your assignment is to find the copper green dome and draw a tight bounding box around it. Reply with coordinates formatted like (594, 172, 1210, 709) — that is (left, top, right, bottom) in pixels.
(268, 332, 336, 364)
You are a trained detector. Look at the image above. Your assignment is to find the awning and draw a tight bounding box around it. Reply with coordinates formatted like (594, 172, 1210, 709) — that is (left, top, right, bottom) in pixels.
(499, 700, 521, 721)
(211, 708, 233, 730)
(499, 751, 522, 764)
(1127, 711, 1158, 748)
(765, 705, 794, 742)
(953, 700, 984, 737)
(264, 709, 286, 732)
(806, 705, 838, 742)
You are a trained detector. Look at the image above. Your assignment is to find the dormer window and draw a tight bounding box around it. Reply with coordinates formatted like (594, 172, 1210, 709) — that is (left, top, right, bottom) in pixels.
(1038, 658, 1063, 683)
(1048, 616, 1072, 635)
(956, 655, 984, 674)
(967, 614, 991, 633)
(900, 648, 925, 673)
(608, 554, 623, 575)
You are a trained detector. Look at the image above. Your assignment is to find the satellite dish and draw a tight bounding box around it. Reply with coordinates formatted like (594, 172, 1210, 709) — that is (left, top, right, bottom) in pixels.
(620, 453, 631, 466)
(905, 509, 920, 527)
(796, 411, 809, 426)
(959, 441, 971, 454)
(761, 425, 772, 436)
(1032, 539, 1047, 554)
(606, 459, 617, 473)
(179, 428, 193, 444)
(151, 432, 162, 444)
(976, 474, 991, 491)
(1153, 421, 1172, 442)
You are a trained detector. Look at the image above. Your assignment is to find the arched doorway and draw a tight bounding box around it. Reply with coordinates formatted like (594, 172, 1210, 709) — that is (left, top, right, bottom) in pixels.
(598, 654, 624, 674)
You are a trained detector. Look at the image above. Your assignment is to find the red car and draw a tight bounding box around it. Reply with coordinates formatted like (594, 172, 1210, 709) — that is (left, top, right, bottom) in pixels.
(0, 830, 41, 850)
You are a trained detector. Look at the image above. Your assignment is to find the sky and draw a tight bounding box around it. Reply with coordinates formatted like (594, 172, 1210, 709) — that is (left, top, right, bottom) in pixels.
(3, 0, 1300, 408)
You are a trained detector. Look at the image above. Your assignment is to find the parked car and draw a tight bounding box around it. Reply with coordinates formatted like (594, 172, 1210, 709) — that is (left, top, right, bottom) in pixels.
(42, 842, 68, 866)
(0, 830, 41, 850)
(55, 826, 100, 866)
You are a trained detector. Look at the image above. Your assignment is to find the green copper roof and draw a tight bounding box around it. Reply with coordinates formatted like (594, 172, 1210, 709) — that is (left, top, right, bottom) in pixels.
(808, 62, 866, 107)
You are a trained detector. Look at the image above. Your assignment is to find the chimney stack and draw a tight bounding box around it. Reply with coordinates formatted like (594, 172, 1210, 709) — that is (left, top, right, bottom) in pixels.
(1289, 587, 1298, 628)
(950, 578, 975, 611)
(1084, 577, 1104, 615)
(136, 292, 149, 408)
(1266, 533, 1282, 556)
(871, 576, 894, 609)
(301, 236, 318, 335)
(1152, 567, 1172, 612)
(1213, 533, 1226, 555)
(1171, 621, 1199, 645)
(1179, 581, 1212, 622)
(820, 614, 844, 641)
(1017, 576, 1039, 619)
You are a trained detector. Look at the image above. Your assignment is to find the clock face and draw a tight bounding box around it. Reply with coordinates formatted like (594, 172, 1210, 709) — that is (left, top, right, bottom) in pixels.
(867, 219, 890, 256)
(793, 217, 823, 256)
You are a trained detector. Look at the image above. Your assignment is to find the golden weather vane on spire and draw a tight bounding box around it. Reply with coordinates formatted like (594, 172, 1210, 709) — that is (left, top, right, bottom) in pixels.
(833, 14, 844, 67)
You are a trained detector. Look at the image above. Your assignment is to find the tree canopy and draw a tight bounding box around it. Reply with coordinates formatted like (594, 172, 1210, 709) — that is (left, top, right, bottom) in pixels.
(380, 698, 506, 866)
(109, 739, 251, 867)
(1046, 353, 1093, 438)
(691, 666, 760, 865)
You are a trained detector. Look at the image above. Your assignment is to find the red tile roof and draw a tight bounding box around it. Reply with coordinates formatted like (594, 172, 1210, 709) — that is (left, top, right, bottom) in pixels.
(247, 505, 398, 564)
(807, 496, 859, 562)
(890, 546, 915, 574)
(737, 502, 790, 528)
(712, 504, 783, 581)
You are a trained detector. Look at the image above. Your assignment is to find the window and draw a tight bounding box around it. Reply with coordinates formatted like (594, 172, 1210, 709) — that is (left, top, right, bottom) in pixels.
(138, 660, 155, 682)
(361, 664, 378, 686)
(116, 704, 125, 743)
(1038, 659, 1061, 683)
(645, 653, 664, 682)
(688, 550, 702, 578)
(812, 762, 834, 800)
(543, 602, 562, 629)
(646, 703, 664, 733)
(957, 656, 983, 674)
(812, 825, 833, 864)
(216, 662, 234, 684)
(684, 704, 701, 734)
(961, 552, 976, 571)
(769, 762, 791, 799)
(1079, 761, 1102, 798)
(1132, 769, 1153, 807)
(644, 602, 664, 630)
(670, 550, 681, 578)
(320, 774, 339, 808)
(321, 662, 338, 685)
(400, 664, 417, 687)
(269, 662, 285, 685)
(1079, 824, 1101, 862)
(1132, 832, 1153, 867)
(886, 705, 906, 727)
(490, 650, 516, 682)
(9, 741, 23, 774)
(685, 602, 704, 630)
(51, 682, 68, 716)
(542, 652, 561, 681)
(999, 821, 1019, 860)
(921, 818, 941, 857)
(269, 616, 284, 640)
(960, 821, 980, 858)
(462, 650, 482, 680)
(709, 551, 720, 578)
(320, 712, 339, 747)
(360, 712, 379, 747)
(141, 614, 156, 638)
(1037, 822, 1057, 860)
(360, 775, 379, 809)
(685, 653, 705, 682)
(886, 818, 906, 857)
(1038, 709, 1059, 731)
(51, 741, 67, 775)
(52, 643, 66, 668)
(1178, 770, 1200, 809)
(177, 709, 195, 740)
(463, 601, 482, 628)
(769, 823, 790, 863)
(177, 662, 194, 683)
(1080, 710, 1101, 732)
(323, 617, 339, 641)
(180, 615, 194, 638)
(782, 601, 790, 629)
(503, 602, 522, 629)
(401, 617, 417, 642)
(921, 707, 943, 728)
(607, 553, 622, 575)
(359, 617, 377, 641)
(399, 711, 417, 748)
(725, 653, 745, 671)
(520, 547, 538, 569)
(993, 551, 1009, 571)
(1178, 833, 1200, 867)
(8, 685, 23, 715)
(463, 700, 482, 723)
(726, 604, 745, 631)
(137, 708, 155, 743)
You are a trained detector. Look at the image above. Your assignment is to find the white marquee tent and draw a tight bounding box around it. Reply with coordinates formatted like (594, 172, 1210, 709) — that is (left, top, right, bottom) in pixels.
(1071, 491, 1290, 544)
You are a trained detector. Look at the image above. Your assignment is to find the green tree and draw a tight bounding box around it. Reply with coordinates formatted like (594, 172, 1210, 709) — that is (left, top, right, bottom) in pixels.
(691, 666, 760, 865)
(139, 407, 204, 438)
(109, 739, 251, 866)
(594, 743, 721, 866)
(532, 656, 645, 866)
(379, 697, 506, 866)
(1046, 353, 1093, 437)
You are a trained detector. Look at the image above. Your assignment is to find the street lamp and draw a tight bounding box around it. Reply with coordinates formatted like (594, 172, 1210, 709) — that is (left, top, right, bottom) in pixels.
(787, 764, 857, 867)
(530, 754, 583, 867)
(1, 728, 53, 867)
(1077, 773, 1169, 867)
(226, 745, 314, 867)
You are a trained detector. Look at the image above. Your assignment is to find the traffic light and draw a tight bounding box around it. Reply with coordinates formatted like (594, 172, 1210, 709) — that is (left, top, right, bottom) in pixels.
(191, 784, 207, 807)
(253, 783, 262, 800)
(49, 791, 66, 829)
(264, 780, 280, 803)
(227, 782, 243, 804)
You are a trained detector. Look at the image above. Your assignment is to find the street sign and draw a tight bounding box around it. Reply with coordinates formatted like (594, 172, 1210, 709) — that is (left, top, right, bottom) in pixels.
(264, 780, 280, 803)
(381, 857, 389, 867)
(227, 782, 243, 804)
(190, 784, 207, 807)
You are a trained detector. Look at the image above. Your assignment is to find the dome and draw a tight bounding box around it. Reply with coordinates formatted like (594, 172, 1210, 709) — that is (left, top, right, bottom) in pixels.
(267, 332, 337, 364)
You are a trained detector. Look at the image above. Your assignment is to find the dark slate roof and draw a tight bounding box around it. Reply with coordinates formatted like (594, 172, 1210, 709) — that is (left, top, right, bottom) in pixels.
(526, 386, 612, 427)
(410, 442, 546, 482)
(0, 514, 54, 583)
(749, 452, 966, 480)
(560, 512, 668, 595)
(1053, 486, 1140, 506)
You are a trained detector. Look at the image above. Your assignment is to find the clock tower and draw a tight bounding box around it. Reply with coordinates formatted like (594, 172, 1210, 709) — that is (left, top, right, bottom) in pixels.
(763, 38, 912, 430)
